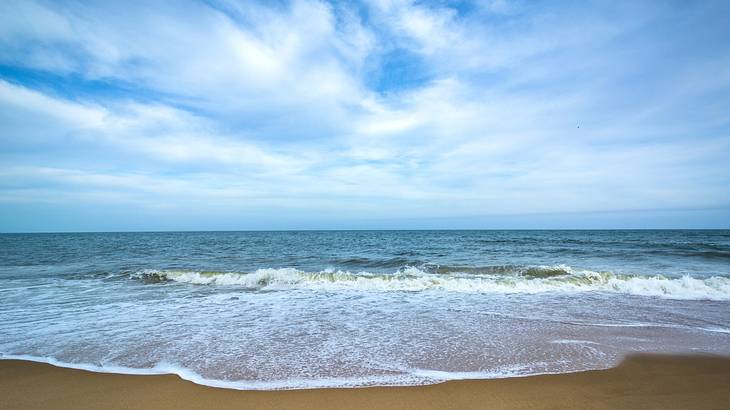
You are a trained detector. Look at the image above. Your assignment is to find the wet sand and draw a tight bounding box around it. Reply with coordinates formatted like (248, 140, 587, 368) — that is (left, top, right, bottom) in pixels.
(1, 355, 729, 409)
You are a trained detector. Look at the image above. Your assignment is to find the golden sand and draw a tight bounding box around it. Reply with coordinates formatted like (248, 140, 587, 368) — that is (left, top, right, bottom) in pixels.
(1, 355, 729, 409)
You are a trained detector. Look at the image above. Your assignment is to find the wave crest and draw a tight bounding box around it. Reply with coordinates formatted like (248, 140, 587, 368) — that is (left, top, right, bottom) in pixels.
(130, 266, 730, 300)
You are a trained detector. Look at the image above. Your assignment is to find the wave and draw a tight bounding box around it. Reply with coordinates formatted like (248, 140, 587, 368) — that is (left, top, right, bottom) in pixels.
(332, 256, 423, 268)
(0, 353, 581, 390)
(428, 265, 570, 277)
(131, 265, 730, 300)
(686, 250, 730, 260)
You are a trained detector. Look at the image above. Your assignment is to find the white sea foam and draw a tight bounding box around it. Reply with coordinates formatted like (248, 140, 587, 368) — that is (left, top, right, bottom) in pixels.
(0, 354, 549, 390)
(133, 266, 730, 300)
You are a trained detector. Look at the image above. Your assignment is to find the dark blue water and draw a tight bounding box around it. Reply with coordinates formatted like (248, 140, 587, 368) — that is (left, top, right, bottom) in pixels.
(1, 230, 729, 389)
(2, 230, 729, 277)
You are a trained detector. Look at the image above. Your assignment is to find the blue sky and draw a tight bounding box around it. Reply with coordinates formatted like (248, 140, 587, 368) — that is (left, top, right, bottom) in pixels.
(1, 0, 729, 231)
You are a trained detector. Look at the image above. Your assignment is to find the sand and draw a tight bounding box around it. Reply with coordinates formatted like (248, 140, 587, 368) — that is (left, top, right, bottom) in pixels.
(1, 354, 729, 409)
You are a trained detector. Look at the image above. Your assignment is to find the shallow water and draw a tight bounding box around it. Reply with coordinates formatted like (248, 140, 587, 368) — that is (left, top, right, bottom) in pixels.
(1, 230, 729, 389)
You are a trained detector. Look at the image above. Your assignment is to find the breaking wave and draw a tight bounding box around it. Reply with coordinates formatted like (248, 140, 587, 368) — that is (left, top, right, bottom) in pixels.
(131, 265, 730, 300)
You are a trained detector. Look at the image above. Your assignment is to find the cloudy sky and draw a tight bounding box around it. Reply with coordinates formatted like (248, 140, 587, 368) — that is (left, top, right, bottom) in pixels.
(1, 0, 729, 231)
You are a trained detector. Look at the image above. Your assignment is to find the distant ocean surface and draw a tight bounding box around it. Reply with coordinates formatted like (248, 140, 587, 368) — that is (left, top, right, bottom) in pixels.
(1, 230, 729, 389)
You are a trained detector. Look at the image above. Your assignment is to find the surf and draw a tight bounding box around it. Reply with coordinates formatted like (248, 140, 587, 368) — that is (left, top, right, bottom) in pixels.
(131, 265, 730, 300)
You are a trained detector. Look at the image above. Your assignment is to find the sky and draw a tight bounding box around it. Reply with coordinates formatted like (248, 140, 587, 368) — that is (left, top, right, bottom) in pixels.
(1, 0, 729, 232)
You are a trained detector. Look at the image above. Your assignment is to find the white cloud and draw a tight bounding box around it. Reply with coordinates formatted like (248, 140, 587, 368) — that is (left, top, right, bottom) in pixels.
(0, 80, 307, 174)
(0, 80, 107, 131)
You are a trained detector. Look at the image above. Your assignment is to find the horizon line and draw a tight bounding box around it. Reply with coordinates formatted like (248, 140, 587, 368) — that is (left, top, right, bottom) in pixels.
(2, 228, 729, 234)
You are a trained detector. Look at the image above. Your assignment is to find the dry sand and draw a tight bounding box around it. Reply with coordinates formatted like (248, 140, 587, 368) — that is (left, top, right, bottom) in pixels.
(1, 354, 729, 409)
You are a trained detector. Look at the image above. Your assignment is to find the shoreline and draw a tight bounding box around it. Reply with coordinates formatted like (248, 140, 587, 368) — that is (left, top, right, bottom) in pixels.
(0, 353, 620, 390)
(1, 354, 730, 409)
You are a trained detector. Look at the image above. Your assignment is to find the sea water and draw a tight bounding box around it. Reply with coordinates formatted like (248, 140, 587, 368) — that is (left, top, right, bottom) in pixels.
(1, 230, 729, 389)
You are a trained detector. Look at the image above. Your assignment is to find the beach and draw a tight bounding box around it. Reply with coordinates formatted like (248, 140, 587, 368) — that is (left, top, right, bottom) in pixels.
(1, 354, 729, 409)
(3, 0, 730, 407)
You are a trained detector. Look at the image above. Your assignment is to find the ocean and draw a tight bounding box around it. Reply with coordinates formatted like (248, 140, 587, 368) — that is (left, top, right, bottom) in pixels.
(1, 230, 729, 389)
